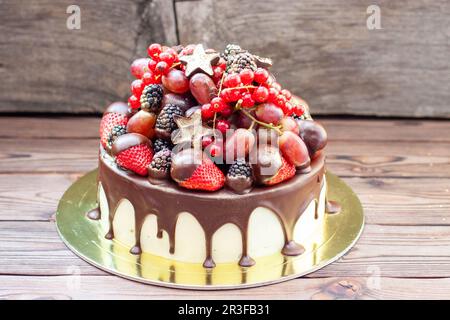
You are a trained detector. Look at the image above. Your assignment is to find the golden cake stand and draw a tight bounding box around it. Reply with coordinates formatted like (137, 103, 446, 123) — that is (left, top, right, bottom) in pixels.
(56, 170, 364, 290)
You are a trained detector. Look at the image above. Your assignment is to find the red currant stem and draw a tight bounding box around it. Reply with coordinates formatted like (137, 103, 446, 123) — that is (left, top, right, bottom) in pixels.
(249, 120, 256, 131)
(217, 72, 226, 96)
(239, 107, 282, 135)
(170, 62, 181, 69)
(228, 85, 258, 90)
(212, 111, 217, 134)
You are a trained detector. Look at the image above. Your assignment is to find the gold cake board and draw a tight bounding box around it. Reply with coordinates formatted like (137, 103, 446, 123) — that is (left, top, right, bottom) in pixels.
(56, 170, 364, 290)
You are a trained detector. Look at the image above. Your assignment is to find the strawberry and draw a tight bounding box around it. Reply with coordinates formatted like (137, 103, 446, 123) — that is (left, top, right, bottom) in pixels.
(265, 156, 296, 186)
(100, 112, 128, 149)
(115, 143, 154, 176)
(179, 156, 225, 191)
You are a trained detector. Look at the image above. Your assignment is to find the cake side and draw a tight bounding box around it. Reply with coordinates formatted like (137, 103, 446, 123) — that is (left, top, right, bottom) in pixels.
(97, 146, 327, 267)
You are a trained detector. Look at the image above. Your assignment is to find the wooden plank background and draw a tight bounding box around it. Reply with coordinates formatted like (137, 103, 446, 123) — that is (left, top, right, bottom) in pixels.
(0, 0, 449, 117)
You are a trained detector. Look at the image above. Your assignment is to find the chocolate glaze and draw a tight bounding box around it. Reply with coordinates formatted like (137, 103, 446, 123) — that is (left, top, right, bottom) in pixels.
(105, 102, 130, 115)
(111, 133, 151, 156)
(97, 148, 326, 267)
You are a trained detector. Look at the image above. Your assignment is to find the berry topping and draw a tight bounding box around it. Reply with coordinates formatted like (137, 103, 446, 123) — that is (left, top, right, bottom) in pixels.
(126, 110, 156, 139)
(107, 125, 127, 149)
(226, 158, 254, 194)
(140, 84, 163, 112)
(162, 69, 190, 94)
(153, 138, 173, 153)
(254, 68, 269, 84)
(155, 103, 184, 139)
(147, 43, 162, 60)
(175, 152, 225, 191)
(102, 42, 327, 192)
(99, 111, 129, 150)
(113, 134, 154, 176)
(264, 156, 296, 186)
(130, 58, 150, 79)
(148, 149, 172, 180)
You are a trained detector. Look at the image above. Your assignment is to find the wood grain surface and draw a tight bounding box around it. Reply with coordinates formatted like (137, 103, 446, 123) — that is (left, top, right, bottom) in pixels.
(0, 0, 449, 117)
(1, 116, 450, 299)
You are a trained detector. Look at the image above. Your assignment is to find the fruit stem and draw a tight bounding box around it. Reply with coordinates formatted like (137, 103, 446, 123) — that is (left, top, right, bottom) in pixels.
(238, 103, 282, 134)
(217, 72, 226, 95)
(171, 62, 181, 69)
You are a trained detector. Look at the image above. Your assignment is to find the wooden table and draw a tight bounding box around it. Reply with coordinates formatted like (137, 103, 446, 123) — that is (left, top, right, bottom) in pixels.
(1, 116, 449, 299)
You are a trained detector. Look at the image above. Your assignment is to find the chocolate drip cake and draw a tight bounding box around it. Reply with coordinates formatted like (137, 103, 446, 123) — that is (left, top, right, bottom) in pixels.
(93, 43, 335, 268)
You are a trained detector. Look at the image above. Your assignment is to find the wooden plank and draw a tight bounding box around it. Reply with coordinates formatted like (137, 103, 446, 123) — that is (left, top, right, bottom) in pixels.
(0, 0, 177, 114)
(1, 174, 449, 225)
(1, 137, 449, 177)
(2, 117, 450, 142)
(2, 221, 450, 278)
(175, 0, 450, 118)
(0, 174, 80, 221)
(1, 274, 450, 299)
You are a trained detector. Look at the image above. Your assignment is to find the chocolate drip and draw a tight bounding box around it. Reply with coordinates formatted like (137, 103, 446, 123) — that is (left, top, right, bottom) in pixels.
(326, 200, 341, 214)
(97, 149, 325, 267)
(87, 207, 101, 220)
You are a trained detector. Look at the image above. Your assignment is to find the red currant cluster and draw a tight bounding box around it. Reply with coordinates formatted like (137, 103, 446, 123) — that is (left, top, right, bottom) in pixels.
(128, 44, 182, 109)
(200, 67, 305, 127)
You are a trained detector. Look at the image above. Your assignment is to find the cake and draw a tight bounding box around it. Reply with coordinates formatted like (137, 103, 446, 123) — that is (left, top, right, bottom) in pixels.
(90, 43, 337, 269)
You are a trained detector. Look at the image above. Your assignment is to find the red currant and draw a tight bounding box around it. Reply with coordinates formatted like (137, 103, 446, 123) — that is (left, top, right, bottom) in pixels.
(268, 87, 279, 102)
(217, 58, 227, 70)
(220, 88, 240, 102)
(283, 101, 294, 115)
(271, 82, 282, 91)
(142, 71, 155, 85)
(155, 61, 170, 75)
(281, 89, 292, 100)
(164, 48, 179, 61)
(131, 79, 144, 96)
(148, 59, 157, 72)
(128, 95, 140, 109)
(254, 68, 269, 84)
(147, 43, 162, 60)
(275, 94, 287, 109)
(241, 93, 255, 108)
(294, 104, 305, 116)
(202, 136, 214, 149)
(211, 97, 226, 112)
(201, 103, 214, 119)
(216, 120, 230, 135)
(252, 86, 269, 103)
(223, 73, 242, 88)
(209, 144, 223, 157)
(239, 69, 254, 85)
(130, 58, 150, 79)
(212, 66, 224, 83)
(220, 105, 233, 117)
(159, 52, 175, 65)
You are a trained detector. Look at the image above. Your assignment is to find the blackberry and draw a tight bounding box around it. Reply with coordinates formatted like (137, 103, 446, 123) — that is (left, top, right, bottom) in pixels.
(148, 149, 172, 180)
(153, 138, 173, 153)
(140, 84, 163, 112)
(228, 158, 252, 178)
(226, 158, 254, 194)
(155, 104, 184, 139)
(107, 125, 127, 149)
(221, 44, 243, 61)
(227, 51, 257, 73)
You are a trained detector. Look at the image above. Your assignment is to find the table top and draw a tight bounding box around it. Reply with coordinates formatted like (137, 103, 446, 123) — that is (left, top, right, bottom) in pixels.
(1, 116, 449, 299)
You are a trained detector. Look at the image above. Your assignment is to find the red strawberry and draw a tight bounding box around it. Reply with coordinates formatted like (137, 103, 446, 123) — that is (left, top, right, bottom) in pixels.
(99, 112, 128, 149)
(265, 156, 296, 186)
(179, 156, 225, 191)
(113, 134, 154, 176)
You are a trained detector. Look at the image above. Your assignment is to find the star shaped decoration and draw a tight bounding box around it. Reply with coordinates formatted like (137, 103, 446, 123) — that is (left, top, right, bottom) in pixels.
(179, 44, 220, 77)
(171, 110, 215, 149)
